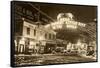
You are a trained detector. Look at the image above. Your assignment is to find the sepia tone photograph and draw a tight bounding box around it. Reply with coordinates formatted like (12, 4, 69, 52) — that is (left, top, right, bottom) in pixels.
(11, 1, 97, 67)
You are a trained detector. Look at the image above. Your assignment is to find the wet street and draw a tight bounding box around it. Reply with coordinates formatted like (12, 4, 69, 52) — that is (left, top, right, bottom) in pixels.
(15, 54, 96, 66)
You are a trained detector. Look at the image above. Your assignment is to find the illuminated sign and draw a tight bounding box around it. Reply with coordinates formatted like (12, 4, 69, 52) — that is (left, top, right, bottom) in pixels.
(45, 13, 86, 30)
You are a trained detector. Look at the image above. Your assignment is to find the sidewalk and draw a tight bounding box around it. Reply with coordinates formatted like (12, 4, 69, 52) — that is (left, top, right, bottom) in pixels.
(15, 53, 54, 57)
(79, 55, 97, 60)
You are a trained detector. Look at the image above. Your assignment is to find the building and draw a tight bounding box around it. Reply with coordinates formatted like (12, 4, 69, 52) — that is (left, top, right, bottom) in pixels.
(15, 18, 56, 54)
(14, 2, 56, 54)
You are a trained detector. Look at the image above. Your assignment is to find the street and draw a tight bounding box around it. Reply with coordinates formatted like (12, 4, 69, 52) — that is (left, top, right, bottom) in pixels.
(15, 54, 96, 66)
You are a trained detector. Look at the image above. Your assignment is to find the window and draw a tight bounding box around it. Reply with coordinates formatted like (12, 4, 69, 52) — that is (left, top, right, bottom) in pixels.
(45, 33, 47, 39)
(53, 35, 55, 39)
(27, 27, 30, 35)
(51, 34, 52, 39)
(34, 29, 36, 36)
(49, 34, 51, 39)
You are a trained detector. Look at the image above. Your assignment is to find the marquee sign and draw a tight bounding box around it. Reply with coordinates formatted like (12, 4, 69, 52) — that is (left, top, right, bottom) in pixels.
(45, 13, 86, 30)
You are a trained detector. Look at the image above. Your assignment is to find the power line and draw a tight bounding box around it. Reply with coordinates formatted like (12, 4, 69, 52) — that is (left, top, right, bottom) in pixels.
(28, 3, 55, 22)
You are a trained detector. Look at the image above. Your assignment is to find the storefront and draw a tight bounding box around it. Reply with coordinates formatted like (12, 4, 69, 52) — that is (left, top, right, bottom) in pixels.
(15, 36, 39, 54)
(44, 40, 56, 53)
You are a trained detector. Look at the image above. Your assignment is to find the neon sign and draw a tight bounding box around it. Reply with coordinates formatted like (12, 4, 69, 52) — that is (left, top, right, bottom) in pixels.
(45, 13, 86, 30)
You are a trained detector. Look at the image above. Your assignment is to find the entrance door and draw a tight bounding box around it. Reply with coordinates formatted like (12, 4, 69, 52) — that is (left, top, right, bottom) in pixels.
(18, 44, 25, 53)
(44, 43, 56, 53)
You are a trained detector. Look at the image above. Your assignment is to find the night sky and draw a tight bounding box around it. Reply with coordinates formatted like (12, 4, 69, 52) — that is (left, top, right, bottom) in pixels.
(38, 3, 97, 23)
(16, 1, 97, 23)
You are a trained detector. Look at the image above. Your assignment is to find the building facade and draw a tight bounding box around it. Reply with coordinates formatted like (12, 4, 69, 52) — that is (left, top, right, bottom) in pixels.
(14, 2, 56, 54)
(15, 18, 56, 54)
